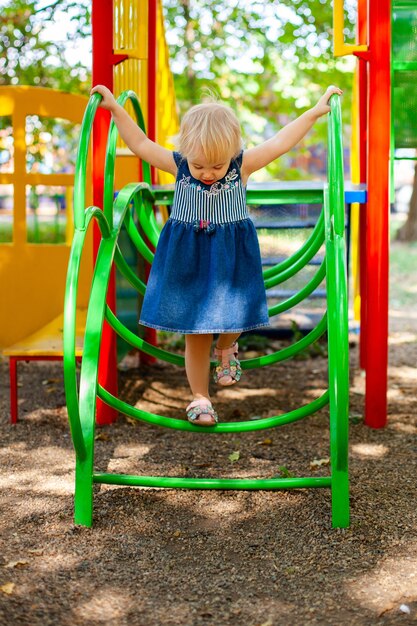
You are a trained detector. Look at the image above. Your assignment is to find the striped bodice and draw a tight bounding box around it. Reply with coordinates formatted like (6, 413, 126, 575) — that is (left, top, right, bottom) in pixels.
(170, 151, 249, 224)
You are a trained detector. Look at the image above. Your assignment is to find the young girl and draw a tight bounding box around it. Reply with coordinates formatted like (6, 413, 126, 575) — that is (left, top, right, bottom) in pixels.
(91, 84, 342, 427)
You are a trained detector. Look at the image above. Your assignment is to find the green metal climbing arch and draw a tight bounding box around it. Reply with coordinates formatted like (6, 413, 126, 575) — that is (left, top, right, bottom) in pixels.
(64, 91, 349, 528)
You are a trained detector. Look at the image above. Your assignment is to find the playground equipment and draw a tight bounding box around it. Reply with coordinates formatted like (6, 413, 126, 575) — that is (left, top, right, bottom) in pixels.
(334, 0, 400, 428)
(3, 0, 412, 433)
(63, 91, 349, 528)
(91, 0, 394, 433)
(0, 86, 92, 422)
(0, 87, 91, 350)
(391, 1, 417, 152)
(91, 0, 178, 424)
(0, 0, 178, 423)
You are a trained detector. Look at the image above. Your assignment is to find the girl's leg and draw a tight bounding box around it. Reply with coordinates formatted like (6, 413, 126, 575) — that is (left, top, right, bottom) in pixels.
(185, 333, 213, 398)
(214, 332, 242, 386)
(185, 334, 218, 426)
(216, 332, 241, 349)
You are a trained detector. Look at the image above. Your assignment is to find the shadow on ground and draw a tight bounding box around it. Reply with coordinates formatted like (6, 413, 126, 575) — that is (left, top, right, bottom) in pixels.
(1, 325, 417, 625)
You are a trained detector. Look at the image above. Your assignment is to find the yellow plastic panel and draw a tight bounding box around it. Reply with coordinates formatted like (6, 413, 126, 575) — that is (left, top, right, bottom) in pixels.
(114, 0, 148, 59)
(3, 309, 86, 357)
(112, 1, 179, 190)
(114, 0, 148, 183)
(349, 66, 361, 321)
(156, 0, 178, 185)
(0, 86, 92, 349)
(114, 153, 142, 189)
(114, 57, 148, 132)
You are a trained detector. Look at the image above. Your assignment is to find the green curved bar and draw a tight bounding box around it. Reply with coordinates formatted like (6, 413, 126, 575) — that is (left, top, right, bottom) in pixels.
(242, 313, 327, 368)
(103, 123, 117, 229)
(123, 207, 155, 263)
(330, 236, 349, 471)
(264, 226, 324, 289)
(93, 473, 331, 490)
(71, 189, 147, 526)
(111, 183, 149, 233)
(105, 306, 185, 366)
(103, 91, 152, 229)
(63, 228, 88, 461)
(262, 211, 324, 279)
(114, 247, 147, 296)
(104, 304, 327, 370)
(84, 206, 112, 238)
(79, 238, 117, 396)
(66, 184, 151, 462)
(97, 384, 329, 432)
(73, 93, 102, 230)
(65, 89, 112, 461)
(63, 207, 112, 461)
(328, 96, 345, 238)
(144, 195, 163, 240)
(325, 95, 349, 528)
(268, 259, 326, 317)
(122, 90, 152, 185)
(64, 86, 120, 461)
(64, 90, 349, 528)
(135, 194, 161, 247)
(72, 184, 146, 525)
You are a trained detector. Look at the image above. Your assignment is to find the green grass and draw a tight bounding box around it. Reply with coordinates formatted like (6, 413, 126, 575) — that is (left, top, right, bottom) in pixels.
(390, 214, 417, 307)
(0, 221, 66, 244)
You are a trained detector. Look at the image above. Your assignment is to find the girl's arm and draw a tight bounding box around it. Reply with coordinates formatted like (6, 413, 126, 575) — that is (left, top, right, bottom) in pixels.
(242, 86, 342, 178)
(90, 85, 177, 176)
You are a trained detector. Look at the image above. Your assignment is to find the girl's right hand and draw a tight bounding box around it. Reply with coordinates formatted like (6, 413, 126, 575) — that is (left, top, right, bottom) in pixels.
(90, 85, 117, 111)
(313, 86, 343, 117)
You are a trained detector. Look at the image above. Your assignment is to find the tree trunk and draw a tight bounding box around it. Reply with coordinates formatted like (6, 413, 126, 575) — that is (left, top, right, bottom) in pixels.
(396, 163, 417, 241)
(181, 0, 198, 104)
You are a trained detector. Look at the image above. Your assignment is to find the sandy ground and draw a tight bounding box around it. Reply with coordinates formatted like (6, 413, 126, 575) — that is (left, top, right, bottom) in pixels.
(1, 253, 417, 625)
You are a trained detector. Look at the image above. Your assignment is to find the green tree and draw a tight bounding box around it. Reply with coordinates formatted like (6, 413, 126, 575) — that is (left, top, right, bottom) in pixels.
(0, 0, 90, 93)
(0, 0, 91, 172)
(163, 0, 355, 179)
(0, 0, 91, 242)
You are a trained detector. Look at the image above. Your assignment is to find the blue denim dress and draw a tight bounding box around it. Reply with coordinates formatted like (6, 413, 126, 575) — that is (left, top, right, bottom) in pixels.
(139, 151, 270, 334)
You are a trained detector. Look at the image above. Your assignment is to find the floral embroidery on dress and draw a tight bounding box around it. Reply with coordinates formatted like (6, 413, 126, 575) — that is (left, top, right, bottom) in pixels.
(178, 168, 241, 197)
(180, 174, 191, 187)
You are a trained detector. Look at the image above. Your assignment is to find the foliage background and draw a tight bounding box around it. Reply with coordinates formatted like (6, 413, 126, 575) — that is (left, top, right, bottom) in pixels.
(0, 0, 355, 181)
(162, 0, 355, 180)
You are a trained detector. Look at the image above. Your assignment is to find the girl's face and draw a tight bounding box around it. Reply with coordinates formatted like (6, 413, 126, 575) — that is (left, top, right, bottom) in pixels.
(188, 151, 233, 186)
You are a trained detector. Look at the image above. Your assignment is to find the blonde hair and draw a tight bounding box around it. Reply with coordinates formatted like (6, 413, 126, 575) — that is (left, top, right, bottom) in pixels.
(178, 102, 242, 163)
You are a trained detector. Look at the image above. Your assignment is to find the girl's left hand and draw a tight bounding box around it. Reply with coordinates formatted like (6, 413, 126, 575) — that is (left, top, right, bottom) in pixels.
(313, 86, 343, 117)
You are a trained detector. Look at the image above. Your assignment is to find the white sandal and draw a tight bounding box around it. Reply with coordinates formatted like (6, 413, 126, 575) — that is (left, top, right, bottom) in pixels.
(213, 342, 242, 386)
(186, 398, 219, 426)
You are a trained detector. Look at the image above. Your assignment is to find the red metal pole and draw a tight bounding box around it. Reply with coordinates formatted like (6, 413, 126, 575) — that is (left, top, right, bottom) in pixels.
(147, 0, 157, 185)
(364, 0, 391, 427)
(9, 357, 18, 424)
(140, 0, 158, 365)
(92, 0, 118, 425)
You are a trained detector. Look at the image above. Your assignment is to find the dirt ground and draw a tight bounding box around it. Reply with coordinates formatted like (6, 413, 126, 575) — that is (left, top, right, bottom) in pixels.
(1, 245, 417, 625)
